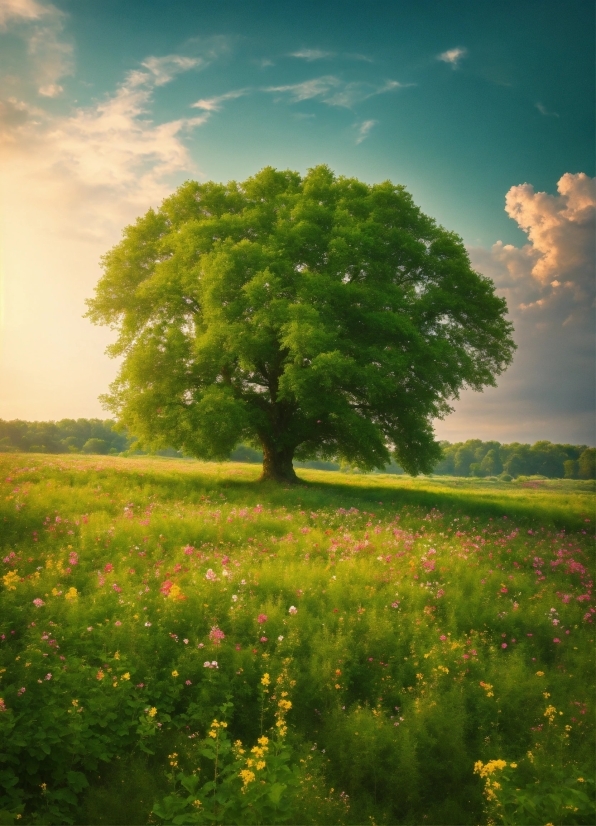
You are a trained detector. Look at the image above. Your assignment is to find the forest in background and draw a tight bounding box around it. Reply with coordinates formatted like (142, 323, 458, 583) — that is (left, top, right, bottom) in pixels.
(0, 418, 593, 479)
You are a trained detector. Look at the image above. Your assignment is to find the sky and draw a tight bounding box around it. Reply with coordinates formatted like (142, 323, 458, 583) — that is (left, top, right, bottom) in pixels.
(0, 0, 594, 445)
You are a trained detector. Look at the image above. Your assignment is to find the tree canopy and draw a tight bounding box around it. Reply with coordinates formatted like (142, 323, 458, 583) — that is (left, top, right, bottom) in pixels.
(86, 166, 515, 481)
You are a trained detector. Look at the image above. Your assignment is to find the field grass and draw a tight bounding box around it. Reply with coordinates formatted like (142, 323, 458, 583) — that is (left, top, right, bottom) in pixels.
(0, 453, 594, 825)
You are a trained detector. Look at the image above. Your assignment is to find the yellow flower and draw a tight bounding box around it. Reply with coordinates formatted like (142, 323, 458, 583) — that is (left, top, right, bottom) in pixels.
(192, 800, 202, 808)
(261, 673, 271, 686)
(2, 570, 19, 590)
(148, 707, 157, 717)
(64, 587, 78, 601)
(169, 584, 183, 600)
(510, 763, 517, 768)
(122, 672, 130, 681)
(208, 730, 217, 738)
(114, 652, 120, 660)
(96, 669, 105, 680)
(577, 777, 585, 783)
(257, 736, 269, 746)
(239, 769, 255, 786)
(256, 760, 266, 770)
(112, 681, 118, 687)
(278, 699, 292, 711)
(171, 670, 179, 677)
(535, 671, 544, 677)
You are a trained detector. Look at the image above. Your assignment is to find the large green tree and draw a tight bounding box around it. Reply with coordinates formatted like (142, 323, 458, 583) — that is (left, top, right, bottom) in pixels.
(86, 166, 515, 482)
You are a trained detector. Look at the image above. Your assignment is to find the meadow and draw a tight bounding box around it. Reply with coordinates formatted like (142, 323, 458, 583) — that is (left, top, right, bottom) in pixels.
(0, 453, 594, 825)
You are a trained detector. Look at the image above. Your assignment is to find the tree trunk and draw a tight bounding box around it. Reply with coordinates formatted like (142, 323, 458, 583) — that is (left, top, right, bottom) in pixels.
(260, 444, 299, 483)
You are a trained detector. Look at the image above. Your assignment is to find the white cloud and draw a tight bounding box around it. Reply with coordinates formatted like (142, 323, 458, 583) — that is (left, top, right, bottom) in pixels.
(289, 49, 334, 61)
(0, 0, 73, 96)
(0, 0, 47, 27)
(355, 119, 376, 143)
(438, 47, 467, 67)
(192, 88, 248, 111)
(445, 173, 596, 443)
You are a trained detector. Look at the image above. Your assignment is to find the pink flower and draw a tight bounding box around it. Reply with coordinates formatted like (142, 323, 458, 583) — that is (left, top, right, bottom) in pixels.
(205, 569, 217, 582)
(471, 649, 477, 656)
(209, 626, 225, 645)
(32, 598, 45, 608)
(235, 644, 241, 650)
(501, 643, 508, 649)
(391, 602, 399, 608)
(17, 687, 26, 696)
(553, 638, 561, 643)
(439, 635, 447, 641)
(185, 680, 192, 685)
(260, 636, 268, 643)
(160, 580, 173, 595)
(104, 563, 113, 573)
(257, 613, 268, 624)
(45, 673, 52, 680)
(183, 545, 195, 555)
(114, 620, 122, 627)
(436, 589, 445, 598)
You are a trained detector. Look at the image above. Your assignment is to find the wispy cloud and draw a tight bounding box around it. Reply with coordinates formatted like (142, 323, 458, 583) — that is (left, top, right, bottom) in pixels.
(191, 88, 248, 112)
(289, 49, 334, 61)
(265, 76, 406, 108)
(265, 75, 341, 102)
(535, 102, 559, 118)
(355, 119, 376, 143)
(141, 54, 204, 86)
(437, 47, 467, 68)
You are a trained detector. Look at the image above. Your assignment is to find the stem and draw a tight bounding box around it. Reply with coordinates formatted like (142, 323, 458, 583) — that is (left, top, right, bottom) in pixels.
(213, 731, 219, 816)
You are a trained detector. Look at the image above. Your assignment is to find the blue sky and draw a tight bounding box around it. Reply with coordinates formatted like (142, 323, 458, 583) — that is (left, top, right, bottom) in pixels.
(0, 0, 594, 444)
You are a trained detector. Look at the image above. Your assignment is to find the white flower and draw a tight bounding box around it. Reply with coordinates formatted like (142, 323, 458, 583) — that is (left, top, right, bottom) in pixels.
(278, 635, 284, 641)
(232, 594, 238, 602)
(288, 606, 297, 615)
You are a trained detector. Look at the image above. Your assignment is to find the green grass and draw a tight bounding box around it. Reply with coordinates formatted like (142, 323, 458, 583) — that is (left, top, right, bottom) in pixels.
(0, 454, 594, 825)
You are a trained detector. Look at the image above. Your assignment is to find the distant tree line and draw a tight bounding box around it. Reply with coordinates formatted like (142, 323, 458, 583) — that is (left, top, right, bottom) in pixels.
(0, 419, 593, 479)
(432, 439, 595, 480)
(0, 419, 133, 456)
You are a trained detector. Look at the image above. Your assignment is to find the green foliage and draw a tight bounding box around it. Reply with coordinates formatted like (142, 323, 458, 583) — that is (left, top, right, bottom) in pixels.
(0, 453, 594, 824)
(434, 440, 594, 479)
(0, 419, 131, 456)
(86, 166, 515, 480)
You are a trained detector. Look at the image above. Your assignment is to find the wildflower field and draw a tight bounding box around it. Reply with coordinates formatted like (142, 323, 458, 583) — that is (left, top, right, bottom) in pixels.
(0, 454, 594, 825)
